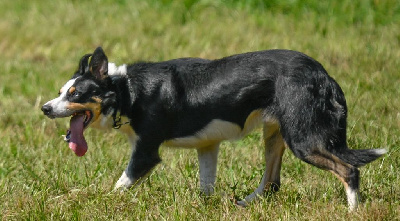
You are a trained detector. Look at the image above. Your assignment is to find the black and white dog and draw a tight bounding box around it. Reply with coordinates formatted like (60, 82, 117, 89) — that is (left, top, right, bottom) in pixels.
(42, 47, 386, 210)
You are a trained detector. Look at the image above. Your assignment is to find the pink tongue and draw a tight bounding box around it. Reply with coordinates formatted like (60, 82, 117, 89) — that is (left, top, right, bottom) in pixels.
(68, 115, 88, 156)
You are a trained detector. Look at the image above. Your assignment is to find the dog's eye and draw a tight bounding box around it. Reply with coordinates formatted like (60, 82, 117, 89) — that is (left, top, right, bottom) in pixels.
(69, 91, 81, 98)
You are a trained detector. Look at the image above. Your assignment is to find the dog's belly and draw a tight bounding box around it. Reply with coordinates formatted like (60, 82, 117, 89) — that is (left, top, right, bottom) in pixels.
(163, 110, 265, 148)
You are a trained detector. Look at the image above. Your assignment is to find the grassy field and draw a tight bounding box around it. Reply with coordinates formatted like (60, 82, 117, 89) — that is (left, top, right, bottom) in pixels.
(1, 0, 399, 220)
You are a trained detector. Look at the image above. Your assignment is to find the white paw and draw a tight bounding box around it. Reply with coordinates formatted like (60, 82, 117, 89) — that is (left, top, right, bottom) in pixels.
(200, 184, 215, 196)
(346, 188, 359, 211)
(114, 171, 135, 190)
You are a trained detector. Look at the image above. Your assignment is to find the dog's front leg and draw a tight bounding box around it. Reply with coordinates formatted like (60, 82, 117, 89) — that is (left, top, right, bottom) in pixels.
(115, 136, 161, 190)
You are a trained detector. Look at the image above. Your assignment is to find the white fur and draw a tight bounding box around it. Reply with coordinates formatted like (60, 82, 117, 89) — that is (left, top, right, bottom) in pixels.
(108, 63, 127, 75)
(91, 112, 134, 136)
(114, 132, 138, 190)
(164, 120, 242, 148)
(197, 144, 219, 195)
(164, 110, 264, 148)
(115, 170, 135, 190)
(374, 148, 388, 155)
(346, 188, 359, 211)
(43, 78, 77, 117)
(100, 114, 113, 128)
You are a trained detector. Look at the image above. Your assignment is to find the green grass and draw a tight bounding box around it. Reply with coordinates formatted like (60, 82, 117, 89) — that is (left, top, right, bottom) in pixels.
(1, 0, 399, 220)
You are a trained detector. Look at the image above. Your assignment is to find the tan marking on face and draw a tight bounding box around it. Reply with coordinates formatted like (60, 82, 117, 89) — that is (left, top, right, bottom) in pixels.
(91, 96, 102, 103)
(68, 87, 76, 94)
(66, 102, 102, 123)
(304, 148, 353, 187)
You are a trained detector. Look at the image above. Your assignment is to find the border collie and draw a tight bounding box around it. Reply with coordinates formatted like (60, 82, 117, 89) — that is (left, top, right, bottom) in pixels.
(42, 47, 386, 210)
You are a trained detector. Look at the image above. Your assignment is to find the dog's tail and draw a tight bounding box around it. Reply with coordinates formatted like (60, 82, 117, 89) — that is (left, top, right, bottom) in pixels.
(336, 148, 387, 168)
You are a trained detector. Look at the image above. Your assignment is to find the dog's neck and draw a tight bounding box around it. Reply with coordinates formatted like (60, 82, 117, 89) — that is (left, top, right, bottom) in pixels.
(108, 75, 135, 117)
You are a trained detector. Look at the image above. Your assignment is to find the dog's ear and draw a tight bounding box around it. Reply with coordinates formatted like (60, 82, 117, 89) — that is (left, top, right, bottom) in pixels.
(89, 47, 108, 81)
(78, 54, 93, 74)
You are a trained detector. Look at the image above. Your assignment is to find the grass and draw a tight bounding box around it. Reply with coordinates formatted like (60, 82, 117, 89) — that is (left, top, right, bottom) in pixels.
(1, 0, 399, 220)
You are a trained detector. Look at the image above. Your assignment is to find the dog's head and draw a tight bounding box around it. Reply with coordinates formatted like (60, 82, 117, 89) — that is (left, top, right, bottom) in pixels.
(42, 47, 116, 156)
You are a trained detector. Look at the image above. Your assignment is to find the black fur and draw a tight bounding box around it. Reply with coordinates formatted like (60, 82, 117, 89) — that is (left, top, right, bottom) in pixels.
(42, 47, 386, 208)
(101, 49, 380, 180)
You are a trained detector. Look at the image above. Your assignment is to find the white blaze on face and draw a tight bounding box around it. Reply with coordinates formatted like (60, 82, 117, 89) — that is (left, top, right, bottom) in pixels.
(43, 78, 78, 117)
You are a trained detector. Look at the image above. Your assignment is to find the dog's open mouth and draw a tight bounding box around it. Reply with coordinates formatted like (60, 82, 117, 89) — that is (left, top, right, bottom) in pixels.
(64, 110, 93, 156)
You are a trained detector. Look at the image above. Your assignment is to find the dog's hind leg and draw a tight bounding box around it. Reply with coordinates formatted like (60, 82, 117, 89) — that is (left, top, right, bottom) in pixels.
(237, 122, 285, 206)
(197, 143, 220, 195)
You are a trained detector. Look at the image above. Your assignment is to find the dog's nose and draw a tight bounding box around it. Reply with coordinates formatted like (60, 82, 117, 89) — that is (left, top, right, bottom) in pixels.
(41, 104, 53, 115)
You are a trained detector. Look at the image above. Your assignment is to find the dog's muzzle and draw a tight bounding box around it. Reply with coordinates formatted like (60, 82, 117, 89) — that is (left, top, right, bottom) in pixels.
(41, 104, 53, 117)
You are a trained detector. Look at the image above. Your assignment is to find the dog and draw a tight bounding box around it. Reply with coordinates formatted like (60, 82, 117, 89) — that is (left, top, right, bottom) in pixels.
(42, 47, 386, 210)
